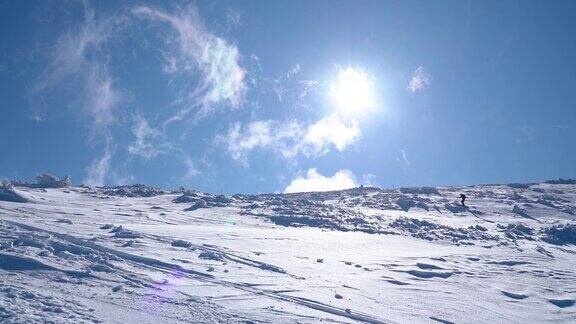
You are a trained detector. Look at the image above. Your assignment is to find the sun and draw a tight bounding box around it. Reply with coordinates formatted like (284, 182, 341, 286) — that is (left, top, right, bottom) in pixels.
(329, 67, 375, 116)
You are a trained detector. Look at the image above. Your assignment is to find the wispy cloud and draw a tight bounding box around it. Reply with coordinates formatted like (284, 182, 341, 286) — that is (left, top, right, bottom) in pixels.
(33, 3, 248, 185)
(34, 3, 125, 184)
(284, 168, 357, 193)
(84, 140, 114, 186)
(407, 66, 430, 93)
(272, 79, 286, 103)
(87, 76, 121, 128)
(217, 114, 360, 165)
(552, 125, 569, 131)
(226, 9, 243, 28)
(515, 125, 535, 144)
(261, 64, 318, 109)
(286, 63, 301, 80)
(361, 173, 378, 187)
(298, 80, 319, 99)
(133, 5, 246, 121)
(183, 157, 201, 179)
(34, 3, 123, 130)
(398, 149, 411, 167)
(127, 115, 168, 159)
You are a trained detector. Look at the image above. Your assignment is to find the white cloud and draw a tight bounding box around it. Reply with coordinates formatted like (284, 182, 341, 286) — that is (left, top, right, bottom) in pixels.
(272, 64, 302, 104)
(398, 149, 411, 167)
(303, 114, 360, 153)
(87, 76, 121, 128)
(84, 142, 114, 186)
(226, 9, 242, 27)
(218, 120, 304, 164)
(361, 173, 378, 187)
(298, 80, 319, 99)
(272, 79, 286, 103)
(31, 112, 42, 123)
(127, 115, 166, 159)
(217, 114, 360, 164)
(183, 157, 201, 178)
(133, 5, 246, 121)
(286, 64, 301, 79)
(407, 66, 430, 93)
(284, 169, 357, 193)
(264, 64, 318, 108)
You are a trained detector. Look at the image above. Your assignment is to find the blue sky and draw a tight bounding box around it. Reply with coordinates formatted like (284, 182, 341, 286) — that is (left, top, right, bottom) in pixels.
(1, 0, 575, 193)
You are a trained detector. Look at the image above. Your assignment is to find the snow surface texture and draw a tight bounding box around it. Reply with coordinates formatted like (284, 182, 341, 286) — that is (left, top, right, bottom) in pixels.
(0, 182, 575, 323)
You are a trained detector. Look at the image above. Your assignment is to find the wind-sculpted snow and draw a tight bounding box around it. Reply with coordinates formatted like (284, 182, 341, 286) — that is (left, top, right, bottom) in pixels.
(0, 183, 30, 203)
(545, 178, 576, 185)
(244, 201, 390, 234)
(98, 184, 167, 197)
(185, 199, 208, 211)
(507, 183, 534, 189)
(0, 253, 62, 271)
(399, 186, 441, 195)
(174, 191, 234, 211)
(238, 183, 576, 246)
(541, 224, 576, 245)
(9, 174, 72, 189)
(389, 217, 499, 244)
(498, 222, 535, 240)
(0, 181, 575, 322)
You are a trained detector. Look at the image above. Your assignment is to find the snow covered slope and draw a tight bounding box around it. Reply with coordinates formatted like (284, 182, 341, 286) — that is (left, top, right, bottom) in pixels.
(1, 182, 575, 323)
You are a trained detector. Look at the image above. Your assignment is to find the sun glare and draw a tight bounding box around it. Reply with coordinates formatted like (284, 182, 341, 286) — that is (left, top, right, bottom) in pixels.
(329, 67, 375, 116)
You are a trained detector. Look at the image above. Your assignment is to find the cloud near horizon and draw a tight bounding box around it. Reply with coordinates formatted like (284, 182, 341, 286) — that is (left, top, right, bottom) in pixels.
(284, 168, 357, 193)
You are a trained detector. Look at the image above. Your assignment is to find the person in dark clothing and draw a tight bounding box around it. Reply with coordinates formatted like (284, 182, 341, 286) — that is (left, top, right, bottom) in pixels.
(460, 193, 467, 207)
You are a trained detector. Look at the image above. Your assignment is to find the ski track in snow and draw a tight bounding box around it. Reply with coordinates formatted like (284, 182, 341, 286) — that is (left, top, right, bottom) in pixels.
(0, 183, 575, 323)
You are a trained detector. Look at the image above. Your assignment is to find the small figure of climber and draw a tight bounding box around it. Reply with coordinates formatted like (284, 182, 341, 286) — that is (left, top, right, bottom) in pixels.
(459, 193, 467, 207)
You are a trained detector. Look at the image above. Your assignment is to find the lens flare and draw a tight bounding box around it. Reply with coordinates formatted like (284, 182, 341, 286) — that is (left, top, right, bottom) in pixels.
(329, 67, 375, 116)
